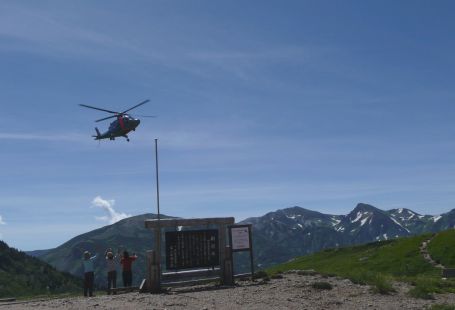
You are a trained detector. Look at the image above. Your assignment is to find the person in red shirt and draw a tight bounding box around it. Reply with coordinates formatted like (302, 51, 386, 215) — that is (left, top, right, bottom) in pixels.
(120, 250, 137, 287)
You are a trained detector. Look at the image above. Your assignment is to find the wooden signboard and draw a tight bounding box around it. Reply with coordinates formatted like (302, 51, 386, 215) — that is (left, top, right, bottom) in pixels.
(165, 229, 219, 270)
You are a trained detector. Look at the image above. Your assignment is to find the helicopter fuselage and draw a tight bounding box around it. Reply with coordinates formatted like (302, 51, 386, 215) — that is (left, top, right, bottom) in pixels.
(80, 99, 150, 142)
(93, 115, 140, 141)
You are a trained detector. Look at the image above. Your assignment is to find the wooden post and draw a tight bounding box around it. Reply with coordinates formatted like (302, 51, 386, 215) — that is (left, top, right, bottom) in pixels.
(153, 228, 161, 292)
(248, 225, 255, 281)
(145, 250, 153, 292)
(223, 245, 234, 286)
(219, 224, 226, 284)
(147, 250, 161, 293)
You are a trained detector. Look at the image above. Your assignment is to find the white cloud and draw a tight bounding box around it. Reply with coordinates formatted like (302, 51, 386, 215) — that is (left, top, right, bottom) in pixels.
(91, 196, 131, 224)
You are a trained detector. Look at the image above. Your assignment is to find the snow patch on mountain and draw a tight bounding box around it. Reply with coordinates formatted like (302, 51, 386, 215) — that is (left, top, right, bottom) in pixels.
(331, 216, 341, 226)
(352, 211, 365, 223)
(360, 216, 370, 226)
(390, 217, 410, 233)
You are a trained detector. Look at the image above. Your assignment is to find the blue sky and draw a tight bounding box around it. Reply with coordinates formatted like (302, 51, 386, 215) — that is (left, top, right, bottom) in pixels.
(1, 1, 454, 250)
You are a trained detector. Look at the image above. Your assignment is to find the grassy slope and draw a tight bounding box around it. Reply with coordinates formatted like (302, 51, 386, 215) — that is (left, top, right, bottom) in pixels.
(0, 241, 82, 298)
(428, 229, 455, 268)
(267, 232, 455, 297)
(268, 234, 437, 277)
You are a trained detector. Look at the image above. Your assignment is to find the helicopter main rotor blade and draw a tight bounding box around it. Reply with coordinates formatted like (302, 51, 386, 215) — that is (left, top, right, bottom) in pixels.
(95, 115, 118, 122)
(79, 104, 119, 114)
(135, 115, 157, 118)
(122, 99, 150, 114)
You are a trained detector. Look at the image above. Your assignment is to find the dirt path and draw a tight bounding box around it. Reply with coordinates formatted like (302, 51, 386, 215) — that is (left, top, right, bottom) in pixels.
(420, 235, 445, 269)
(2, 273, 455, 310)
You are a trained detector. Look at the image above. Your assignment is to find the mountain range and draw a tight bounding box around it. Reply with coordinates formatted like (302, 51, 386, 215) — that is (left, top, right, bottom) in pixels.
(29, 203, 455, 287)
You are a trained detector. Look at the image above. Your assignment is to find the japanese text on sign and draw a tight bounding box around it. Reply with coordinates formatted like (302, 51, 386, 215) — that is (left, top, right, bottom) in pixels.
(165, 229, 219, 270)
(231, 226, 250, 250)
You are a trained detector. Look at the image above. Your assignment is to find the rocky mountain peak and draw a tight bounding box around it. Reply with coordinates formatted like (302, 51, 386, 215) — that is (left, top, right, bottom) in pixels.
(352, 203, 382, 213)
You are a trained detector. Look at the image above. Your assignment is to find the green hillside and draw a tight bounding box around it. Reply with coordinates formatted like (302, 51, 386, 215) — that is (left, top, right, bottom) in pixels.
(428, 229, 455, 268)
(267, 231, 455, 298)
(0, 240, 82, 298)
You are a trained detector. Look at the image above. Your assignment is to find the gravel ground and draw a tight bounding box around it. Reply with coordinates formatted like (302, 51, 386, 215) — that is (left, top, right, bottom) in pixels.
(2, 272, 455, 310)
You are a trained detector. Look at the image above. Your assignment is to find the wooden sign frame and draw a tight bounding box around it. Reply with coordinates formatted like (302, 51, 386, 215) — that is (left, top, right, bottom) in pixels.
(228, 224, 254, 280)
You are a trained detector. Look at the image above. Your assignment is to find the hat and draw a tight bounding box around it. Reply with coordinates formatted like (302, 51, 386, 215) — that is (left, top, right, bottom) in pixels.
(107, 251, 114, 258)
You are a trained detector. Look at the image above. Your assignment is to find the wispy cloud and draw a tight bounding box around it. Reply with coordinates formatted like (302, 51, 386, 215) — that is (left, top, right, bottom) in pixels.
(0, 3, 130, 62)
(0, 2, 307, 81)
(0, 132, 88, 142)
(0, 215, 5, 238)
(91, 196, 131, 224)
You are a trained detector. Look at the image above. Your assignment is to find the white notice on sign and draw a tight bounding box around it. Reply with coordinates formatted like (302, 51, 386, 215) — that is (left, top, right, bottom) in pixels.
(231, 226, 250, 250)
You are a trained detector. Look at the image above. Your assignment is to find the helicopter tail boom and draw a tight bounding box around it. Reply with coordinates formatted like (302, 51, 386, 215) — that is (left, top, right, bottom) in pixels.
(92, 127, 101, 140)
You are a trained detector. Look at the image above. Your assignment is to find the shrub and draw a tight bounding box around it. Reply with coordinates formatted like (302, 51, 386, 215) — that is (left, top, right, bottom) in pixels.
(370, 274, 395, 295)
(253, 270, 268, 280)
(429, 304, 455, 310)
(311, 281, 333, 290)
(408, 285, 435, 300)
(297, 269, 318, 276)
(270, 274, 283, 279)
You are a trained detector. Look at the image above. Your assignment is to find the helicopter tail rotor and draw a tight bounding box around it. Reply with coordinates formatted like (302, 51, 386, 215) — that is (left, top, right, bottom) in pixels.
(92, 127, 101, 140)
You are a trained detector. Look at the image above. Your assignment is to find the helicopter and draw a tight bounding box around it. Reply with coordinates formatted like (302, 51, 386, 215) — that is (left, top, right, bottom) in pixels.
(79, 99, 154, 142)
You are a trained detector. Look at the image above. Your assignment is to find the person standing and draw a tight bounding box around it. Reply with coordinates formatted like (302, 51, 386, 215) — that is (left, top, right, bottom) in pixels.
(105, 248, 117, 294)
(120, 250, 137, 287)
(82, 251, 97, 297)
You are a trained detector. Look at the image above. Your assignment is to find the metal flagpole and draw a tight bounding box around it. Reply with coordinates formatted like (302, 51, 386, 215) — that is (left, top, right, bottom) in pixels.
(155, 138, 160, 220)
(154, 138, 161, 288)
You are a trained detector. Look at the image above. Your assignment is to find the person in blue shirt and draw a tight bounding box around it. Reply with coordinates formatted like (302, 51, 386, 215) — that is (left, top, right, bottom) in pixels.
(83, 251, 97, 297)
